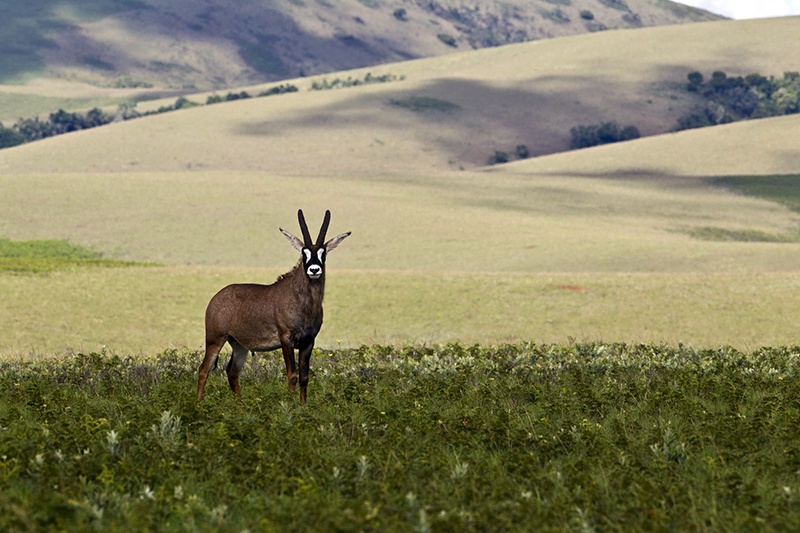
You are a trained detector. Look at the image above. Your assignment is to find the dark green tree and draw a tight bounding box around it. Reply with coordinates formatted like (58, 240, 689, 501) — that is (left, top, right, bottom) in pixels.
(0, 124, 25, 148)
(687, 71, 704, 92)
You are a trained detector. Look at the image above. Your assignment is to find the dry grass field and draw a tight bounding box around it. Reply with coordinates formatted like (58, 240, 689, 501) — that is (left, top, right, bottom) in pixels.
(3, 267, 800, 356)
(2, 17, 800, 356)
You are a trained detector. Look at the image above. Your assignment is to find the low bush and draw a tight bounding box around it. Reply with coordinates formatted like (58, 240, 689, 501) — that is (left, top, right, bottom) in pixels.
(569, 121, 640, 149)
(2, 343, 800, 530)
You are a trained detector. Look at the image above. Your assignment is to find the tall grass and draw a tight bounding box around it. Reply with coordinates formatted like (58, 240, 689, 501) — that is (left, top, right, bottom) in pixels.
(2, 343, 800, 531)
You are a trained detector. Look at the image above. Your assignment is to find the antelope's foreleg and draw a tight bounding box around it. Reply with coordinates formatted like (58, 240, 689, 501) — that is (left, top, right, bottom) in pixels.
(197, 337, 225, 400)
(298, 340, 314, 404)
(280, 335, 298, 393)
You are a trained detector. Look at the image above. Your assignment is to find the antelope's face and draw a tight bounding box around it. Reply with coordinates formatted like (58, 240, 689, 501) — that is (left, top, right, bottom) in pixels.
(302, 246, 326, 280)
(281, 209, 350, 281)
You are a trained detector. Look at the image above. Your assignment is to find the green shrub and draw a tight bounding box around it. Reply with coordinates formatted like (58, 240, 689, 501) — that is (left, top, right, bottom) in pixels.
(311, 73, 402, 91)
(569, 121, 640, 149)
(598, 0, 630, 10)
(490, 150, 509, 164)
(0, 124, 25, 148)
(675, 70, 800, 131)
(545, 8, 571, 24)
(437, 33, 457, 47)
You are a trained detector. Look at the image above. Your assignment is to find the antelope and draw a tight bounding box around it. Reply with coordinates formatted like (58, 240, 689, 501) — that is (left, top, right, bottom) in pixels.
(196, 209, 350, 403)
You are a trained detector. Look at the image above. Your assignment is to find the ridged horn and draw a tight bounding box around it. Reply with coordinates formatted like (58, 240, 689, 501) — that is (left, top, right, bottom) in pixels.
(297, 209, 313, 247)
(316, 210, 331, 247)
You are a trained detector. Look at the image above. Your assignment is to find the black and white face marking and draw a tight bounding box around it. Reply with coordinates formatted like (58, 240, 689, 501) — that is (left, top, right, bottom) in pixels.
(303, 247, 326, 280)
(281, 209, 349, 281)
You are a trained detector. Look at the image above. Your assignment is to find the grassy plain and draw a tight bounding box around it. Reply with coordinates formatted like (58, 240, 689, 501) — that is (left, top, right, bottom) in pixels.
(3, 266, 800, 356)
(2, 164, 800, 354)
(2, 169, 800, 271)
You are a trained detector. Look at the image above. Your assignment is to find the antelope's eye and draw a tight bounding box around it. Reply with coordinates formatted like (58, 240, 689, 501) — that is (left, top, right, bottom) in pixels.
(303, 249, 311, 262)
(317, 249, 326, 262)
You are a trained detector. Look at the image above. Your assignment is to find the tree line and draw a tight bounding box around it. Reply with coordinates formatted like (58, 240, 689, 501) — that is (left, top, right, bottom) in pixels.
(565, 69, 800, 153)
(0, 84, 299, 150)
(0, 71, 406, 150)
(676, 70, 800, 130)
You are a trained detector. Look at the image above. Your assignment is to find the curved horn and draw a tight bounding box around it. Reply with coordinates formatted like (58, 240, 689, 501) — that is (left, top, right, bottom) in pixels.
(297, 209, 313, 246)
(316, 210, 331, 247)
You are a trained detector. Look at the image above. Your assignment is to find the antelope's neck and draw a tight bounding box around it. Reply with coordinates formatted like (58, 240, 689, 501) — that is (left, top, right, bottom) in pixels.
(289, 263, 325, 306)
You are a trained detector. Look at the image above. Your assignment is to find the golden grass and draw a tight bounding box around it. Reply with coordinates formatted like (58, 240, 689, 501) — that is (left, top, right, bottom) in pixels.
(3, 266, 800, 357)
(2, 170, 800, 272)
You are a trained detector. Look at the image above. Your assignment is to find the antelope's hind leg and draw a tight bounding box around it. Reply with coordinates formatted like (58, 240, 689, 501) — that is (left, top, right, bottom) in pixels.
(279, 334, 298, 394)
(224, 338, 250, 398)
(197, 336, 226, 400)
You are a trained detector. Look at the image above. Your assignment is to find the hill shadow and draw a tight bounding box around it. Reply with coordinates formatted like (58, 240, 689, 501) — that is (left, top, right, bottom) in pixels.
(0, 0, 146, 82)
(0, 1, 415, 87)
(233, 72, 686, 169)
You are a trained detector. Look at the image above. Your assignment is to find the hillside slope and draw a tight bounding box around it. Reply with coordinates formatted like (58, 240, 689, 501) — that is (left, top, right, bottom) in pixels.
(1, 0, 721, 90)
(1, 16, 797, 175)
(2, 17, 799, 275)
(493, 113, 800, 179)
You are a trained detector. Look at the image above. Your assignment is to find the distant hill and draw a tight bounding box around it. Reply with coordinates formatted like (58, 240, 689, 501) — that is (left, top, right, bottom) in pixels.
(2, 0, 722, 90)
(3, 16, 796, 177)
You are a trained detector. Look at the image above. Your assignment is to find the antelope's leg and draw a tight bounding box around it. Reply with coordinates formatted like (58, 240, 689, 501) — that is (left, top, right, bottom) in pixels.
(298, 340, 314, 404)
(225, 338, 250, 399)
(280, 334, 298, 392)
(197, 337, 225, 400)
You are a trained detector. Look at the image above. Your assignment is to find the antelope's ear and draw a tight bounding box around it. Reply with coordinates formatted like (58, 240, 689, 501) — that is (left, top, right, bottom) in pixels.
(324, 231, 351, 252)
(280, 228, 305, 252)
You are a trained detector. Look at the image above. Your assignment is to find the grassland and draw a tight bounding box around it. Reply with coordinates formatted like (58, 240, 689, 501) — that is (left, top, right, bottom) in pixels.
(2, 15, 800, 531)
(3, 165, 800, 354)
(3, 264, 800, 356)
(3, 344, 800, 531)
(0, 19, 799, 355)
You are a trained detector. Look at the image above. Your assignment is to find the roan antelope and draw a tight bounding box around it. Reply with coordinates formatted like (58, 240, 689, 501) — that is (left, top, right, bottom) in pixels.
(196, 209, 350, 403)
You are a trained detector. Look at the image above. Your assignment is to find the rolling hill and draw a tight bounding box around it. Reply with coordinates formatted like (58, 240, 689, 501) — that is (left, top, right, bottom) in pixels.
(1, 0, 721, 91)
(1, 16, 797, 175)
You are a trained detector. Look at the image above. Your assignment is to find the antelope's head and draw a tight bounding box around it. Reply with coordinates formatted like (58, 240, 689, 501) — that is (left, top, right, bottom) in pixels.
(281, 209, 350, 280)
